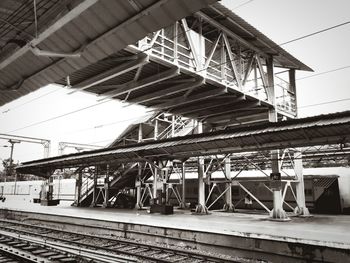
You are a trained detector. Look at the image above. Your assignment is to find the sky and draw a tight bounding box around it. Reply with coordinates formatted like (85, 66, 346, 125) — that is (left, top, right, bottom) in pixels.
(0, 0, 350, 166)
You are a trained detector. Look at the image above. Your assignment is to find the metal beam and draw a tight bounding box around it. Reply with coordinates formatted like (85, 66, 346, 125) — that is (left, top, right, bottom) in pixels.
(129, 77, 204, 104)
(153, 87, 227, 110)
(69, 53, 149, 94)
(199, 101, 262, 119)
(0, 0, 99, 70)
(196, 11, 269, 58)
(98, 67, 180, 101)
(171, 95, 246, 115)
(205, 109, 266, 123)
(222, 33, 242, 89)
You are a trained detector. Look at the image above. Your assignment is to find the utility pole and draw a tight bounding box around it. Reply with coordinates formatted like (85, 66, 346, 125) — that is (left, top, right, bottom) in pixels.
(8, 139, 20, 194)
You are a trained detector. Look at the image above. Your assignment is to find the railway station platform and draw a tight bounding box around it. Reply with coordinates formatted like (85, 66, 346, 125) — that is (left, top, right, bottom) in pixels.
(0, 195, 349, 262)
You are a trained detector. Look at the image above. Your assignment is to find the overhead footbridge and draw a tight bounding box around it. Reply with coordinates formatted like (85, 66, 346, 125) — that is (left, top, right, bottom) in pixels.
(17, 111, 350, 177)
(1, 1, 311, 128)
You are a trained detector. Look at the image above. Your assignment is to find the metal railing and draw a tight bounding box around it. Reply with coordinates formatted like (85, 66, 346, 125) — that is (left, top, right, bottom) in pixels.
(138, 26, 297, 116)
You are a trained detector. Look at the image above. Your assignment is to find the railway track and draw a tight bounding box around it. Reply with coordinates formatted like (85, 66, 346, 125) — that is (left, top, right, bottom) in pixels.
(0, 218, 240, 263)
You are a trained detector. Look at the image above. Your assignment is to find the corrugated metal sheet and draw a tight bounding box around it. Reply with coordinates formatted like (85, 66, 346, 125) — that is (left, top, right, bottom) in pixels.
(0, 0, 218, 107)
(17, 111, 350, 177)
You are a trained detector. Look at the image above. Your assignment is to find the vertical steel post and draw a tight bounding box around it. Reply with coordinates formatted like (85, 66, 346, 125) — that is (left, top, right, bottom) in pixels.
(267, 56, 289, 221)
(294, 150, 311, 216)
(153, 163, 158, 204)
(75, 170, 82, 206)
(171, 115, 175, 137)
(90, 166, 98, 207)
(223, 157, 234, 212)
(135, 162, 142, 209)
(8, 139, 20, 193)
(154, 119, 158, 140)
(103, 165, 110, 208)
(289, 69, 297, 115)
(195, 122, 208, 214)
(180, 161, 186, 209)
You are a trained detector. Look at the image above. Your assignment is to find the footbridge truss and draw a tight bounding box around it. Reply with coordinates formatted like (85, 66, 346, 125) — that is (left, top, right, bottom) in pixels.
(57, 3, 312, 127)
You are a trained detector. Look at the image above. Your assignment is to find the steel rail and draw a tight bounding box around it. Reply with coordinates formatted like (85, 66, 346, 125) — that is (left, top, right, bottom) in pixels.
(0, 219, 236, 263)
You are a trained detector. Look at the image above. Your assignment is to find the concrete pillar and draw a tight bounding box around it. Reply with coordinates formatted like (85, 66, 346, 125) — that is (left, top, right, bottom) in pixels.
(223, 157, 234, 212)
(267, 56, 289, 221)
(180, 162, 186, 209)
(103, 165, 110, 208)
(294, 151, 311, 216)
(195, 121, 208, 214)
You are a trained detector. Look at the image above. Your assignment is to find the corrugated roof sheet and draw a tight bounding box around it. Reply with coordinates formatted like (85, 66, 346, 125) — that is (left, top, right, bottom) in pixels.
(17, 111, 350, 177)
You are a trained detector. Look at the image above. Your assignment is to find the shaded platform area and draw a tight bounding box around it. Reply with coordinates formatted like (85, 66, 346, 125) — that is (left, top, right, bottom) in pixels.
(0, 195, 349, 262)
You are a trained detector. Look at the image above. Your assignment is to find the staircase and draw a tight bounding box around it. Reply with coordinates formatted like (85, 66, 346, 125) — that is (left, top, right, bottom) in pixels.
(75, 114, 196, 207)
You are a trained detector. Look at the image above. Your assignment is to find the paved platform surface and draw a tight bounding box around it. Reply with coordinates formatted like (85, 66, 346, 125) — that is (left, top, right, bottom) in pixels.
(1, 195, 349, 249)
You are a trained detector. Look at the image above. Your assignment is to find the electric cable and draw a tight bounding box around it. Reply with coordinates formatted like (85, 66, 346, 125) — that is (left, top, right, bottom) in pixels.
(279, 20, 350, 46)
(232, 0, 255, 10)
(297, 65, 350, 80)
(1, 86, 62, 114)
(6, 100, 111, 133)
(298, 98, 350, 109)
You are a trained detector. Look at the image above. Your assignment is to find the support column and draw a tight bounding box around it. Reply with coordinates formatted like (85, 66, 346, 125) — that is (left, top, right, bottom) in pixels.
(152, 164, 158, 204)
(154, 119, 158, 140)
(294, 150, 311, 216)
(195, 122, 208, 214)
(75, 170, 82, 206)
(135, 162, 142, 209)
(40, 171, 59, 206)
(267, 56, 289, 221)
(90, 167, 98, 207)
(103, 165, 110, 208)
(180, 161, 186, 209)
(223, 157, 234, 212)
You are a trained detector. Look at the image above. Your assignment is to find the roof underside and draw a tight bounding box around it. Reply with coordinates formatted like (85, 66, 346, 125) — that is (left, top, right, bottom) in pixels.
(17, 111, 350, 177)
(0, 0, 217, 107)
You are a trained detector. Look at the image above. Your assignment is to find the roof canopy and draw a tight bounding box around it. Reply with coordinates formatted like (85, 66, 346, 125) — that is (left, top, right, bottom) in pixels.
(17, 111, 350, 177)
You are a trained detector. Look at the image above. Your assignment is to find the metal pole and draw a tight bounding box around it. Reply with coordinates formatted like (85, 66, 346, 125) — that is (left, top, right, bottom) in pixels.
(103, 165, 110, 208)
(8, 140, 20, 194)
(195, 122, 208, 214)
(180, 161, 186, 209)
(266, 56, 289, 221)
(224, 157, 234, 212)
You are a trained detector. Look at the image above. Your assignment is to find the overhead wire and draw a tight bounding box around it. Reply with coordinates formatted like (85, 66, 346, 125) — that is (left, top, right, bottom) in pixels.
(279, 20, 350, 46)
(6, 100, 111, 133)
(1, 86, 62, 114)
(297, 65, 350, 80)
(232, 0, 255, 10)
(298, 98, 350, 109)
